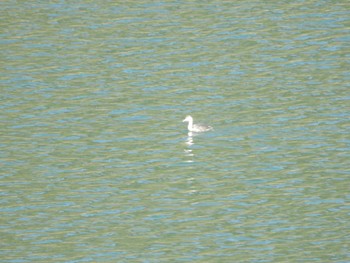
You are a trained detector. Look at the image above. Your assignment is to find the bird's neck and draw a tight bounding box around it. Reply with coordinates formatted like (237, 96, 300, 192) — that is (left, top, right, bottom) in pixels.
(187, 119, 193, 130)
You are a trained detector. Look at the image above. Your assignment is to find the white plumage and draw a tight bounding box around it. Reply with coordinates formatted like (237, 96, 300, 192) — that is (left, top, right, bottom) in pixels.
(183, 115, 213, 133)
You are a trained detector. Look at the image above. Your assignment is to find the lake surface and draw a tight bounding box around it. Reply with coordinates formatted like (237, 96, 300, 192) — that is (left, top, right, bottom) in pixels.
(1, 1, 349, 262)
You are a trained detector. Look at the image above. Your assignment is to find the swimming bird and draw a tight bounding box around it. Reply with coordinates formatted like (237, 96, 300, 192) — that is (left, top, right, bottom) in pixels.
(183, 115, 213, 132)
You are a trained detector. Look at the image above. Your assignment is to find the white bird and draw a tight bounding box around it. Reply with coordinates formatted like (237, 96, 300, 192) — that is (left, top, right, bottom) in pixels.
(183, 115, 213, 133)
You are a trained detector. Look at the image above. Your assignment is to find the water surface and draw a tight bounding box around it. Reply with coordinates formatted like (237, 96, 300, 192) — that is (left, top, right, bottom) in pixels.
(1, 1, 349, 262)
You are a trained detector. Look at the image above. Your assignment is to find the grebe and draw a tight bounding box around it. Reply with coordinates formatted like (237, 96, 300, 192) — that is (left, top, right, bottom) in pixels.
(183, 115, 213, 132)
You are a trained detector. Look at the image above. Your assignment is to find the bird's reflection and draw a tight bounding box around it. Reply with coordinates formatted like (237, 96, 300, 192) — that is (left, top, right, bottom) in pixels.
(186, 132, 194, 146)
(184, 132, 194, 162)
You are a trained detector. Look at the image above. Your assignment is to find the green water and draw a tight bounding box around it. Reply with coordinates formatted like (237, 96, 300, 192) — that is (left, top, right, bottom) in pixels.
(1, 1, 349, 262)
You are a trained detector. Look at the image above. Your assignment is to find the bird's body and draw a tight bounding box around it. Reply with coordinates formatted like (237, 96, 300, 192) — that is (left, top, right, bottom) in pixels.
(183, 115, 212, 133)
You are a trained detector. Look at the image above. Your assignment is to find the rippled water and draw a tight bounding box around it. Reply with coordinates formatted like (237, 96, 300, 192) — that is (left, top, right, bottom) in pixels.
(1, 1, 349, 262)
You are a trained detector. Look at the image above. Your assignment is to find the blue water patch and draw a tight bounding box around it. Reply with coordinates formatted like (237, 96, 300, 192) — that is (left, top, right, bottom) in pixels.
(47, 108, 74, 115)
(109, 109, 136, 115)
(120, 115, 151, 121)
(59, 73, 97, 81)
(142, 86, 169, 92)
